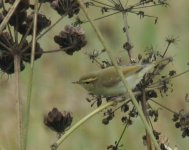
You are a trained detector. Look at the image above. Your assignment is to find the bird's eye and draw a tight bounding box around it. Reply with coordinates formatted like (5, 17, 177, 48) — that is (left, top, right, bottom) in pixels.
(81, 77, 97, 85)
(84, 81, 90, 84)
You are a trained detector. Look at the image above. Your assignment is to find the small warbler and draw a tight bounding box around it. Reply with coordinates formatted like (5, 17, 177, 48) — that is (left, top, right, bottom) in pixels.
(74, 58, 172, 97)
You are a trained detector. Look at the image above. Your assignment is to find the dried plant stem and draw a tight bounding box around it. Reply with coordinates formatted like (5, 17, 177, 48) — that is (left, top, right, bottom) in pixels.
(122, 12, 132, 60)
(0, 0, 21, 33)
(22, 46, 74, 56)
(24, 1, 38, 150)
(162, 42, 171, 58)
(14, 55, 24, 150)
(116, 120, 128, 148)
(42, 46, 74, 54)
(150, 99, 176, 114)
(122, 13, 130, 43)
(141, 89, 153, 150)
(78, 0, 160, 150)
(51, 100, 117, 150)
(83, 11, 120, 23)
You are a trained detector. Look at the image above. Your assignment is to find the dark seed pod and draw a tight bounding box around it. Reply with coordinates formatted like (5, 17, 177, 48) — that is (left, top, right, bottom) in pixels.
(54, 25, 87, 55)
(51, 0, 80, 18)
(19, 13, 51, 35)
(0, 55, 25, 74)
(44, 107, 73, 133)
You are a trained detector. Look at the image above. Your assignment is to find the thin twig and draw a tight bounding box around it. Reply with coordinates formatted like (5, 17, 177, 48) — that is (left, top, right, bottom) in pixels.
(133, 4, 163, 10)
(19, 1, 42, 50)
(122, 12, 132, 61)
(162, 43, 171, 58)
(130, 11, 158, 20)
(91, 0, 115, 9)
(23, 46, 74, 56)
(92, 57, 103, 68)
(150, 99, 177, 114)
(121, 6, 130, 36)
(0, 41, 12, 52)
(82, 11, 121, 23)
(1, 0, 14, 41)
(149, 69, 189, 87)
(19, 20, 34, 50)
(15, 14, 19, 44)
(0, 0, 21, 33)
(112, 99, 131, 113)
(116, 122, 128, 148)
(42, 47, 73, 54)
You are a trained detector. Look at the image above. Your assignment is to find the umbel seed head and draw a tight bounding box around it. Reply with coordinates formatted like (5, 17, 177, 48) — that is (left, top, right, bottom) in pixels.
(44, 107, 73, 134)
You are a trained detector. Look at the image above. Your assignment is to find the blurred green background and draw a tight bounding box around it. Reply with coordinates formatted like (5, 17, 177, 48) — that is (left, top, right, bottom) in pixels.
(1, 0, 189, 150)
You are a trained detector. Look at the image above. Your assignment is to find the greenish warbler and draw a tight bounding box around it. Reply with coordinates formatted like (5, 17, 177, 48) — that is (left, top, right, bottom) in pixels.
(75, 64, 153, 96)
(75, 58, 171, 97)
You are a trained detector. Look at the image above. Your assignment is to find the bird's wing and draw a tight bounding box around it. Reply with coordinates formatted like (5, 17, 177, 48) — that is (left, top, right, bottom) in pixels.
(101, 65, 144, 88)
(122, 65, 144, 77)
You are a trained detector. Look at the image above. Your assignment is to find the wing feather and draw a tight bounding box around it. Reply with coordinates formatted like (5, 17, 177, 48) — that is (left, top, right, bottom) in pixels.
(101, 65, 144, 87)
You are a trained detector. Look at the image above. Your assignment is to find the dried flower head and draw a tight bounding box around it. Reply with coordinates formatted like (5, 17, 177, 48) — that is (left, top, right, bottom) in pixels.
(0, 55, 25, 74)
(2, 9, 27, 28)
(17, 12, 51, 35)
(179, 113, 189, 137)
(172, 111, 189, 138)
(44, 107, 73, 134)
(0, 32, 43, 74)
(54, 25, 87, 55)
(102, 109, 114, 125)
(51, 0, 80, 18)
(26, 13, 51, 35)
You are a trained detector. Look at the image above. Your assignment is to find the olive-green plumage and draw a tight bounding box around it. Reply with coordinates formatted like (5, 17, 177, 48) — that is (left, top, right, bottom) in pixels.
(75, 57, 172, 96)
(77, 65, 153, 96)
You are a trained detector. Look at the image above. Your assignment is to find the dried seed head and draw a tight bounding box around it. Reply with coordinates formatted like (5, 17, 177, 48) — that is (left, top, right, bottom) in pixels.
(26, 13, 51, 35)
(44, 107, 73, 133)
(169, 70, 176, 76)
(51, 0, 80, 18)
(0, 55, 25, 74)
(121, 103, 129, 112)
(54, 25, 87, 55)
(180, 113, 189, 131)
(123, 42, 133, 52)
(0, 32, 43, 74)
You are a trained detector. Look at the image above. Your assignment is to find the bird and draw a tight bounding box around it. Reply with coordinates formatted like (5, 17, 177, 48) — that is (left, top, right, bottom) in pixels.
(74, 64, 155, 96)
